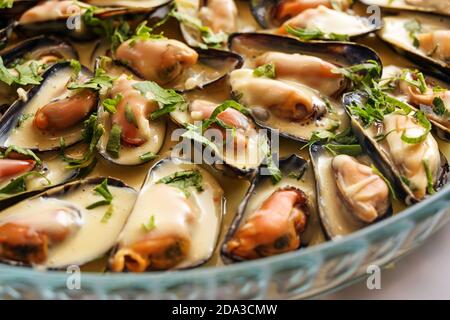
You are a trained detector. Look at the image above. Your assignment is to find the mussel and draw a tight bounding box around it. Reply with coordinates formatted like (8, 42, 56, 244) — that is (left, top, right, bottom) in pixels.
(228, 33, 382, 142)
(0, 148, 83, 210)
(109, 157, 224, 272)
(250, 0, 379, 39)
(0, 177, 137, 268)
(95, 58, 167, 166)
(15, 0, 170, 40)
(359, 0, 450, 17)
(381, 65, 450, 140)
(0, 62, 98, 152)
(343, 91, 449, 204)
(170, 96, 268, 177)
(113, 37, 243, 91)
(378, 13, 450, 76)
(175, 0, 239, 47)
(310, 144, 392, 239)
(0, 36, 78, 112)
(222, 154, 316, 262)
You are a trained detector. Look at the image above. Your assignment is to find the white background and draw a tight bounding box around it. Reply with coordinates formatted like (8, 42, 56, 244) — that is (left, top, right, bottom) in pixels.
(324, 223, 450, 299)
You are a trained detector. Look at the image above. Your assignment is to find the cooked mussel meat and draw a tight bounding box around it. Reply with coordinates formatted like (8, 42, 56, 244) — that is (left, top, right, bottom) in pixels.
(250, 0, 377, 39)
(310, 144, 392, 239)
(109, 157, 224, 271)
(0, 177, 137, 268)
(378, 14, 449, 75)
(222, 155, 318, 261)
(0, 62, 98, 152)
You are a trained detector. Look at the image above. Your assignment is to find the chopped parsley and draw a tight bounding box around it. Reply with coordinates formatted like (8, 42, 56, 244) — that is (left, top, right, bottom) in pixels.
(139, 151, 158, 163)
(404, 19, 422, 48)
(86, 178, 113, 209)
(170, 9, 227, 48)
(102, 93, 122, 114)
(286, 25, 350, 42)
(0, 171, 50, 196)
(16, 113, 34, 128)
(0, 57, 44, 86)
(371, 164, 397, 200)
(423, 159, 435, 195)
(253, 63, 276, 79)
(2, 145, 41, 164)
(156, 170, 204, 197)
(141, 215, 156, 232)
(324, 143, 363, 157)
(59, 114, 104, 168)
(432, 97, 450, 119)
(0, 0, 14, 9)
(106, 124, 121, 158)
(68, 67, 114, 92)
(132, 81, 186, 120)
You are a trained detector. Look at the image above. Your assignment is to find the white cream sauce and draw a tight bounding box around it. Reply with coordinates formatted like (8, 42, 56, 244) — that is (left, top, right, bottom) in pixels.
(0, 182, 137, 268)
(116, 159, 223, 268)
(5, 66, 84, 151)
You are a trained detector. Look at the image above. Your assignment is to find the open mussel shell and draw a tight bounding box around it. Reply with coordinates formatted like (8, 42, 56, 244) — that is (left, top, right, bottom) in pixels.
(359, 0, 450, 17)
(0, 177, 137, 269)
(108, 157, 224, 271)
(96, 44, 243, 92)
(378, 14, 450, 76)
(221, 154, 317, 262)
(0, 35, 78, 65)
(169, 97, 267, 178)
(0, 149, 88, 210)
(0, 36, 78, 114)
(15, 1, 170, 40)
(381, 65, 450, 140)
(343, 91, 449, 204)
(309, 144, 392, 240)
(95, 59, 167, 166)
(0, 62, 97, 152)
(228, 33, 381, 142)
(250, 0, 379, 38)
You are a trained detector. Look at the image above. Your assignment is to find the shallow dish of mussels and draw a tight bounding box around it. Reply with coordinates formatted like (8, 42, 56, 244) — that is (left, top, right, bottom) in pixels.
(0, 0, 448, 299)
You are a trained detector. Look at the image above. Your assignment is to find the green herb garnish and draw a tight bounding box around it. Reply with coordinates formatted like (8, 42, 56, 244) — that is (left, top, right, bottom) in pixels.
(139, 151, 158, 163)
(106, 124, 122, 159)
(423, 160, 435, 195)
(132, 81, 186, 120)
(141, 215, 156, 232)
(286, 25, 350, 42)
(68, 67, 114, 92)
(157, 170, 204, 197)
(102, 93, 122, 114)
(86, 178, 113, 209)
(253, 63, 276, 79)
(371, 164, 397, 200)
(0, 171, 50, 196)
(3, 145, 41, 164)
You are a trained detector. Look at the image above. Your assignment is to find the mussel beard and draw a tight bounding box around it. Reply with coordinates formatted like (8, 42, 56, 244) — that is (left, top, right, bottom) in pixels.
(332, 154, 390, 223)
(225, 187, 309, 260)
(383, 113, 441, 199)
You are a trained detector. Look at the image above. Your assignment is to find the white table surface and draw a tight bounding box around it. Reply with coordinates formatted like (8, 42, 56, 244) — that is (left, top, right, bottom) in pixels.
(323, 223, 450, 300)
